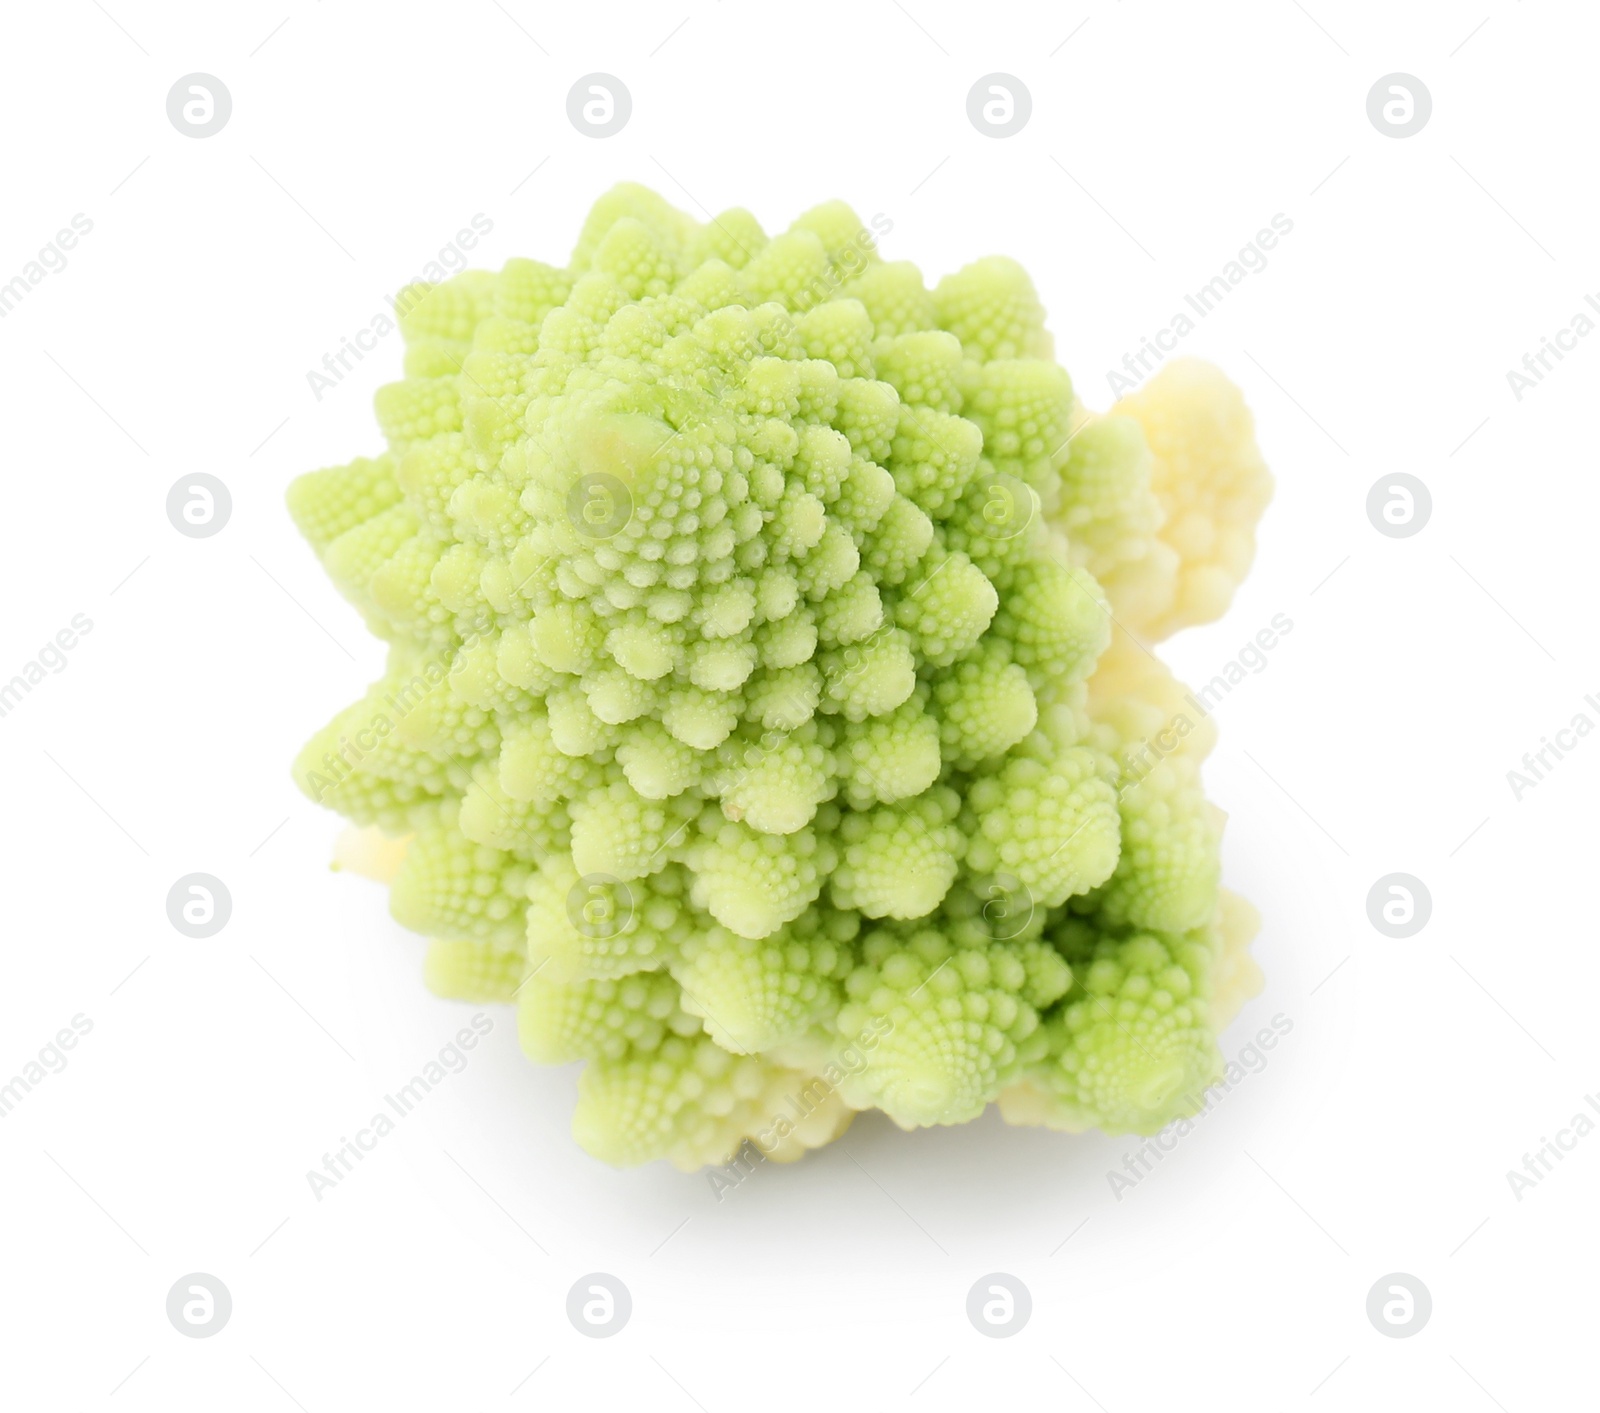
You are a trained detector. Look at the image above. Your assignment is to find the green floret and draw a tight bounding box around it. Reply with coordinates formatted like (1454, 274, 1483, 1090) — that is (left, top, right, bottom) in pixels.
(525, 859, 693, 982)
(833, 693, 942, 807)
(687, 817, 836, 939)
(568, 774, 701, 881)
(424, 938, 527, 1003)
(961, 711, 1120, 908)
(1089, 751, 1220, 934)
(498, 714, 600, 803)
(614, 719, 704, 799)
(798, 299, 876, 381)
(938, 468, 1044, 584)
(288, 454, 401, 554)
(834, 929, 1069, 1128)
(290, 183, 1270, 1170)
(321, 503, 419, 615)
(374, 376, 461, 449)
(875, 330, 964, 414)
(398, 269, 497, 344)
(828, 788, 964, 920)
(861, 496, 935, 585)
(395, 436, 474, 539)
(889, 407, 983, 517)
(493, 256, 570, 324)
(713, 721, 835, 834)
(818, 626, 917, 720)
(387, 662, 501, 761)
(457, 768, 573, 861)
(832, 379, 902, 467)
(519, 968, 698, 1064)
(573, 1033, 840, 1170)
(294, 681, 455, 830)
(671, 908, 856, 1053)
(959, 359, 1076, 470)
(1050, 413, 1162, 581)
(931, 646, 1038, 769)
(933, 257, 1051, 362)
(842, 261, 938, 338)
(990, 558, 1111, 686)
(388, 806, 530, 949)
(1021, 921, 1222, 1134)
(891, 547, 998, 666)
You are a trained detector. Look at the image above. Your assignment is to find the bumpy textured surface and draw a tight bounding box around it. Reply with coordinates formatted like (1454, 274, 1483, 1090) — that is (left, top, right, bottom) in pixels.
(289, 185, 1273, 1170)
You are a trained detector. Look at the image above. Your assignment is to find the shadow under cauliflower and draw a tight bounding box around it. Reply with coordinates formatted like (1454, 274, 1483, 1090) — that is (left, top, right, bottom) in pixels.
(292, 183, 1273, 1170)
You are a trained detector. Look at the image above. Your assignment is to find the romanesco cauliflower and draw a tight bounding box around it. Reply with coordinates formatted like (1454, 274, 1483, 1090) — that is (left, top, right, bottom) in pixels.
(291, 184, 1272, 1170)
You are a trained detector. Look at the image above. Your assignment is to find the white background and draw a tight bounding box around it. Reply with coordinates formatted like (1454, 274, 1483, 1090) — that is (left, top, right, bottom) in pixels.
(1, 1, 1595, 1408)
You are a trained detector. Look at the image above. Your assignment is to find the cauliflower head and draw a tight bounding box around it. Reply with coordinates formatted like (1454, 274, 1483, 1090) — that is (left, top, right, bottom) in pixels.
(289, 184, 1272, 1170)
